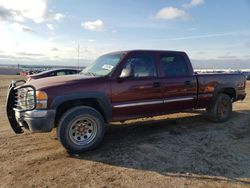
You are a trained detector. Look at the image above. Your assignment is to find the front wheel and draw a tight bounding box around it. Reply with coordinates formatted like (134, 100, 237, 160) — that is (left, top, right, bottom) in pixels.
(57, 106, 106, 153)
(207, 93, 232, 122)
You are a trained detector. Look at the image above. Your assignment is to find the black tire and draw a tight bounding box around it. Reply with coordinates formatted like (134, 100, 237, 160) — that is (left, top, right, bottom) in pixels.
(207, 93, 232, 122)
(57, 106, 106, 153)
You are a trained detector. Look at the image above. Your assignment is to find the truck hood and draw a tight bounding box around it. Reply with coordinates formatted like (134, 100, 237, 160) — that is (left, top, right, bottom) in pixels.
(27, 74, 95, 90)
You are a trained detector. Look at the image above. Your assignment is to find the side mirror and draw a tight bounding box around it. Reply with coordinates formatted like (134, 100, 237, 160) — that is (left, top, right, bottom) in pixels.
(120, 67, 134, 78)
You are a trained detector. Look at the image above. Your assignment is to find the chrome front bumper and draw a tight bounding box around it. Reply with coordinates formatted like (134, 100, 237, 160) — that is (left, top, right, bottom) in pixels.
(14, 109, 56, 133)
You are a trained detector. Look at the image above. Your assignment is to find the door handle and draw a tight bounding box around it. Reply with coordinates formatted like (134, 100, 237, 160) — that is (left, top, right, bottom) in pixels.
(185, 80, 191, 86)
(153, 82, 161, 88)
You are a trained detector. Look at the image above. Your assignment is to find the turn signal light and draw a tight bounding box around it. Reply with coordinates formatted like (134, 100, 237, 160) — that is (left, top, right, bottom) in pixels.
(36, 91, 48, 109)
(36, 91, 48, 100)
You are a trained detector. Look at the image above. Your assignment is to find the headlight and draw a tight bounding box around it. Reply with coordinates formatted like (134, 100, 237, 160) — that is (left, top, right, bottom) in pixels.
(16, 87, 35, 111)
(36, 91, 48, 109)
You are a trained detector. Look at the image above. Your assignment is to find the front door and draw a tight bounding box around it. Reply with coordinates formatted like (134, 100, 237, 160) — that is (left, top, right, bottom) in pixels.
(111, 52, 163, 121)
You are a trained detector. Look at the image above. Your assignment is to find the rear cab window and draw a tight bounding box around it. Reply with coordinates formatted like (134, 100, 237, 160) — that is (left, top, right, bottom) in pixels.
(160, 53, 189, 77)
(56, 71, 66, 76)
(66, 70, 77, 75)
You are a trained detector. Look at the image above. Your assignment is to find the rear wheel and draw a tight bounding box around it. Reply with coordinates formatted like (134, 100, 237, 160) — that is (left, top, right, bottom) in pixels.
(207, 93, 232, 122)
(57, 106, 106, 153)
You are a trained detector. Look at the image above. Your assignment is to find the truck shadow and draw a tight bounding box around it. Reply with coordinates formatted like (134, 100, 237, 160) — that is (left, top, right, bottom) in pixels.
(70, 110, 250, 184)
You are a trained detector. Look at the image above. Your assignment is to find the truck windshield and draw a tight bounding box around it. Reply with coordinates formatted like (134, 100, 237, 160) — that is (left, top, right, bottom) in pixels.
(81, 53, 123, 76)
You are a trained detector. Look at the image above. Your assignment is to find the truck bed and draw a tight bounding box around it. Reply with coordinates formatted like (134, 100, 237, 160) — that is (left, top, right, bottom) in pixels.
(195, 73, 246, 108)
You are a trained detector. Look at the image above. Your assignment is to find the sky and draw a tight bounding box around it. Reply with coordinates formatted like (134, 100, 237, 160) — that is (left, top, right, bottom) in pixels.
(0, 0, 250, 68)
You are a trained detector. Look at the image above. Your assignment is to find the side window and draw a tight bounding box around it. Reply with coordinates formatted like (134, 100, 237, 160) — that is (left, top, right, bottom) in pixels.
(123, 54, 157, 78)
(160, 54, 189, 77)
(70, 70, 77, 74)
(48, 72, 55, 76)
(56, 71, 66, 76)
(66, 70, 73, 75)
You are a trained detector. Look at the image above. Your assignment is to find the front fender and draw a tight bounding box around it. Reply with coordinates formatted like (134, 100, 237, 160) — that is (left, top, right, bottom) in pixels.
(50, 91, 112, 121)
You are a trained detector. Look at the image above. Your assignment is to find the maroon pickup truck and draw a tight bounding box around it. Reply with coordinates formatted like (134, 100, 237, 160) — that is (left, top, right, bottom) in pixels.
(6, 50, 246, 153)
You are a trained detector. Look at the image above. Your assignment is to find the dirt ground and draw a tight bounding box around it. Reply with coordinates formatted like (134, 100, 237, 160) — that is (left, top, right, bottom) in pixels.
(0, 75, 250, 188)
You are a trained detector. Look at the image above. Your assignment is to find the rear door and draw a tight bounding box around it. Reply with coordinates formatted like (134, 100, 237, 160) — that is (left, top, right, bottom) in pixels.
(111, 51, 163, 121)
(159, 52, 197, 112)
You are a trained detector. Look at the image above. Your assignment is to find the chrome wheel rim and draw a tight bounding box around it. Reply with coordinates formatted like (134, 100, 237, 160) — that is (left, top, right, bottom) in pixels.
(69, 117, 97, 145)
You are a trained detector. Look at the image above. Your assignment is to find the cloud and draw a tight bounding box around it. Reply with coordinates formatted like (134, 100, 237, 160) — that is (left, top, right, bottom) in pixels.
(46, 23, 54, 30)
(150, 30, 250, 41)
(217, 52, 238, 60)
(9, 22, 36, 33)
(155, 7, 190, 20)
(0, 0, 64, 23)
(22, 26, 36, 33)
(51, 47, 58, 51)
(217, 55, 238, 59)
(187, 27, 197, 31)
(53, 13, 64, 22)
(0, 5, 26, 22)
(0, 53, 47, 63)
(16, 52, 45, 57)
(87, 39, 96, 42)
(184, 0, 205, 8)
(79, 39, 96, 43)
(81, 19, 105, 31)
(0, 54, 12, 59)
(246, 41, 250, 48)
(0, 6, 13, 21)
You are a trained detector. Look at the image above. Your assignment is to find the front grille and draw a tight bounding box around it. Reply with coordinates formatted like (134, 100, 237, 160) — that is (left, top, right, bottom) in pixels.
(15, 86, 36, 111)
